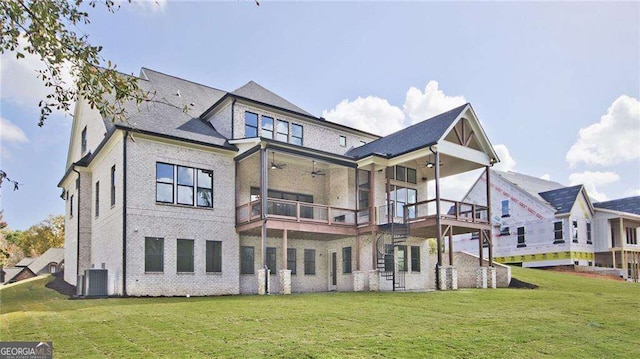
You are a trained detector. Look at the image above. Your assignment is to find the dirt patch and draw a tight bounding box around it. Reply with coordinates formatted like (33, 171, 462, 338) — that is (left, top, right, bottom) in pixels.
(508, 277, 538, 289)
(45, 271, 76, 297)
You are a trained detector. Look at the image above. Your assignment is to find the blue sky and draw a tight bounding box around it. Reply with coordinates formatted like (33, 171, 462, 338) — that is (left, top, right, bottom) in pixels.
(1, 1, 639, 230)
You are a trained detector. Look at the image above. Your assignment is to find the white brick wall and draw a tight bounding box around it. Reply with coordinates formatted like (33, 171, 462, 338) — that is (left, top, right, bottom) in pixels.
(124, 135, 239, 296)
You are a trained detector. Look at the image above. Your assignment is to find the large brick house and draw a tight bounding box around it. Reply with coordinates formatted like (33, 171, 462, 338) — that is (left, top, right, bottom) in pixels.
(59, 68, 510, 296)
(454, 170, 640, 281)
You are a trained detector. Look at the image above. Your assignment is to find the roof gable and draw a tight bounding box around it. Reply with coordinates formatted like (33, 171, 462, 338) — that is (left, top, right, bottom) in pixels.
(539, 185, 583, 215)
(494, 170, 565, 203)
(27, 248, 64, 274)
(347, 103, 468, 159)
(230, 81, 313, 117)
(594, 196, 640, 216)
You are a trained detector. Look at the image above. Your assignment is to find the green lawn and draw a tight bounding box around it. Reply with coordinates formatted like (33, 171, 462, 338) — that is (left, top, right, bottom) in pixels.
(1, 268, 639, 358)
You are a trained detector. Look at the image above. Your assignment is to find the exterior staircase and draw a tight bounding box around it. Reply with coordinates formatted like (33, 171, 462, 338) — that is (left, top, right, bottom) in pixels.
(375, 204, 409, 291)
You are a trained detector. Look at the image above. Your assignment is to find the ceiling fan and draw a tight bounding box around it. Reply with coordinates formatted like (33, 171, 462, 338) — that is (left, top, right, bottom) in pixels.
(425, 154, 443, 168)
(270, 153, 286, 170)
(307, 160, 325, 178)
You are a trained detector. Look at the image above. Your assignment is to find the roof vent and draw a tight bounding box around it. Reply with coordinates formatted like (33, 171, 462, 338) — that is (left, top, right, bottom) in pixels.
(176, 90, 181, 97)
(190, 102, 195, 107)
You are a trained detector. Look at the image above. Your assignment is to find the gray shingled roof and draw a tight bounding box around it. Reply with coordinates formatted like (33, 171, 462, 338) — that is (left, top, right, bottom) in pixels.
(27, 248, 64, 274)
(2, 268, 22, 284)
(231, 81, 313, 117)
(594, 196, 640, 216)
(15, 257, 34, 267)
(539, 185, 583, 214)
(494, 170, 565, 203)
(346, 103, 468, 159)
(105, 68, 234, 149)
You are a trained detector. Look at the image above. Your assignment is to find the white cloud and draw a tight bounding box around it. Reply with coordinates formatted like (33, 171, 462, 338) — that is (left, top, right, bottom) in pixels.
(492, 144, 517, 172)
(125, 0, 167, 13)
(403, 81, 467, 125)
(0, 117, 29, 143)
(568, 171, 620, 202)
(322, 96, 405, 136)
(566, 95, 640, 167)
(323, 80, 467, 136)
(540, 174, 551, 181)
(0, 36, 74, 109)
(626, 188, 640, 196)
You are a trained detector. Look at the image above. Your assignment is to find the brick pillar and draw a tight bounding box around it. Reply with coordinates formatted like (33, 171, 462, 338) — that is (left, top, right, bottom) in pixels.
(450, 266, 458, 290)
(368, 270, 380, 291)
(279, 269, 291, 295)
(353, 271, 365, 291)
(488, 267, 497, 289)
(257, 269, 269, 295)
(438, 266, 448, 291)
(476, 267, 488, 289)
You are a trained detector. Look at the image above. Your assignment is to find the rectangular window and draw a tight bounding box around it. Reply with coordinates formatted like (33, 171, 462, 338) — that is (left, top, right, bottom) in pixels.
(110, 165, 116, 207)
(398, 245, 407, 272)
(287, 248, 296, 275)
(177, 239, 194, 273)
(406, 168, 417, 184)
(252, 187, 313, 218)
(499, 226, 510, 236)
(304, 249, 316, 275)
(291, 123, 303, 145)
(156, 163, 174, 203)
(339, 135, 346, 147)
(240, 246, 254, 274)
(358, 169, 370, 215)
(95, 181, 100, 218)
(70, 194, 74, 218)
(196, 169, 213, 208)
(626, 227, 638, 245)
(572, 221, 579, 243)
(586, 222, 592, 244)
(411, 246, 420, 272)
(156, 163, 213, 208)
(245, 112, 258, 138)
(261, 116, 274, 139)
(266, 247, 276, 274)
(81, 126, 87, 154)
(395, 166, 406, 182)
(145, 237, 164, 272)
(276, 120, 289, 142)
(177, 166, 194, 206)
(554, 221, 564, 243)
(517, 227, 526, 248)
(206, 240, 222, 273)
(501, 200, 510, 217)
(342, 247, 352, 274)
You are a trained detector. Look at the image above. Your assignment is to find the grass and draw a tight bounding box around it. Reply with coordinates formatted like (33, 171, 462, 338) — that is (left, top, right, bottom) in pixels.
(1, 268, 639, 358)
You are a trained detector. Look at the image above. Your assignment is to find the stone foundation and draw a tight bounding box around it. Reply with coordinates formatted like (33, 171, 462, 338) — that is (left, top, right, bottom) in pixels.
(279, 269, 291, 294)
(488, 266, 497, 289)
(353, 271, 366, 292)
(438, 266, 458, 290)
(368, 270, 380, 291)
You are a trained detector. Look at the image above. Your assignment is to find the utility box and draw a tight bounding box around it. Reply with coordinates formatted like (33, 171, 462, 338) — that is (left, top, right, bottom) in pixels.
(83, 269, 108, 297)
(76, 274, 84, 296)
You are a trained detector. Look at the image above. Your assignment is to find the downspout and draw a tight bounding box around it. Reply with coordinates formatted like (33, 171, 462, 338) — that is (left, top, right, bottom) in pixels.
(72, 166, 81, 283)
(122, 130, 128, 296)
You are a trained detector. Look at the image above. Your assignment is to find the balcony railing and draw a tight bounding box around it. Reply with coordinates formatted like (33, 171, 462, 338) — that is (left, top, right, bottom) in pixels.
(236, 198, 366, 226)
(378, 199, 489, 225)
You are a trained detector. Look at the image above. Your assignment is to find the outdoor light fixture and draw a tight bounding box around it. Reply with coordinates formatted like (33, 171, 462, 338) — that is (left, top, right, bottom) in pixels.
(426, 162, 434, 168)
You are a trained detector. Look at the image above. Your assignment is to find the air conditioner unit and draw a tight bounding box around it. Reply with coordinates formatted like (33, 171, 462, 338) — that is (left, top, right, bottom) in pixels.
(83, 269, 108, 297)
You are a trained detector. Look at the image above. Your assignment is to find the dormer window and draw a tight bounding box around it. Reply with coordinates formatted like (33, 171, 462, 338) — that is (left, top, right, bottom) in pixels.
(81, 126, 87, 154)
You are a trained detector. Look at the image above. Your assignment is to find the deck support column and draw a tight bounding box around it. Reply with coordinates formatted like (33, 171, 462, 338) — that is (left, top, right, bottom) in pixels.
(279, 229, 291, 295)
(486, 167, 493, 267)
(259, 147, 269, 295)
(434, 150, 443, 290)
